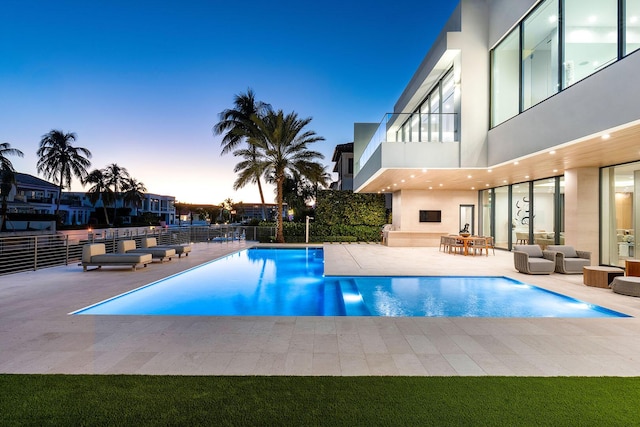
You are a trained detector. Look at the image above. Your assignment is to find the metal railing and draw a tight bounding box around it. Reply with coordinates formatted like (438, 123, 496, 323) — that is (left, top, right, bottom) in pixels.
(0, 225, 276, 276)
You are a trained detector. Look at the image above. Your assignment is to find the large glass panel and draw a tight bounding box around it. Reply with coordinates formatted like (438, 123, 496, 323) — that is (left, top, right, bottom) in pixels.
(494, 186, 510, 249)
(491, 29, 520, 126)
(564, 0, 618, 87)
(512, 182, 531, 246)
(601, 162, 639, 267)
(532, 178, 556, 249)
(626, 0, 640, 54)
(481, 189, 492, 237)
(411, 112, 420, 142)
(523, 0, 559, 109)
(420, 102, 430, 142)
(429, 90, 440, 141)
(441, 72, 455, 142)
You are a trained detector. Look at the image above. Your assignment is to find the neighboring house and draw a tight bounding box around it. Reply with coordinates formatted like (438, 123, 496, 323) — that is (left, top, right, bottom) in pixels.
(0, 173, 59, 232)
(60, 192, 176, 226)
(330, 143, 354, 191)
(3, 173, 59, 215)
(353, 0, 640, 267)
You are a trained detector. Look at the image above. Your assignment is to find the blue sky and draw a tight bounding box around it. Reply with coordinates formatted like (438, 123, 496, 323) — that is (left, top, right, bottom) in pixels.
(1, 0, 457, 204)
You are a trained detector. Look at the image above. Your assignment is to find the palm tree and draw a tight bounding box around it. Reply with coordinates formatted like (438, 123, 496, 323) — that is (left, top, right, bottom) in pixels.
(83, 169, 114, 225)
(213, 89, 271, 220)
(0, 142, 24, 172)
(104, 163, 129, 225)
(247, 110, 325, 243)
(36, 130, 92, 217)
(122, 177, 146, 216)
(0, 142, 24, 231)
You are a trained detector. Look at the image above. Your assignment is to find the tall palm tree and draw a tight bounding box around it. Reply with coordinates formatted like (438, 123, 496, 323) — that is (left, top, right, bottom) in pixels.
(104, 163, 129, 225)
(122, 177, 146, 216)
(248, 110, 325, 243)
(36, 130, 92, 216)
(82, 168, 114, 225)
(213, 89, 271, 220)
(0, 142, 24, 172)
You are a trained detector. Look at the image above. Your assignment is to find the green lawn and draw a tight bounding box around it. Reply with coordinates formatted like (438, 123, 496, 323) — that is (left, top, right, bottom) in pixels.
(2, 375, 639, 426)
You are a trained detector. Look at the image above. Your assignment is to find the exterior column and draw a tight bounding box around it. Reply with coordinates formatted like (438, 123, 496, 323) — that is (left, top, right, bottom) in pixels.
(564, 168, 599, 262)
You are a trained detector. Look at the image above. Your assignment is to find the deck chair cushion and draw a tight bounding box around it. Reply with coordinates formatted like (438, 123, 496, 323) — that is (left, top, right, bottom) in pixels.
(513, 245, 543, 258)
(547, 245, 578, 258)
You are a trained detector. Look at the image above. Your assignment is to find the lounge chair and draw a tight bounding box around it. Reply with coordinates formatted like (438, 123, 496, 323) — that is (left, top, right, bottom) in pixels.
(81, 243, 152, 271)
(513, 244, 556, 274)
(545, 245, 591, 274)
(118, 240, 175, 262)
(141, 237, 191, 258)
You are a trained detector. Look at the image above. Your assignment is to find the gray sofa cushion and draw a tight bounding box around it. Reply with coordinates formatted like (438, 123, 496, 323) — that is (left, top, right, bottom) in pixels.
(547, 245, 578, 258)
(527, 258, 556, 273)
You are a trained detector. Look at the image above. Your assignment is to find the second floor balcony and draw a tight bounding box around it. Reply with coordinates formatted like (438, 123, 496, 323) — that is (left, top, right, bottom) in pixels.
(358, 112, 459, 173)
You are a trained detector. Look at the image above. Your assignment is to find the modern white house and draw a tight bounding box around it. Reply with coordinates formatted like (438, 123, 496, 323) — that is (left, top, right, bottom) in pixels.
(353, 0, 640, 266)
(330, 143, 354, 191)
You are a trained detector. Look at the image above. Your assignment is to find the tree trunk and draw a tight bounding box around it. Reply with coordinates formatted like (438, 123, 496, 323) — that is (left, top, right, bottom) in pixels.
(276, 176, 284, 243)
(256, 175, 267, 221)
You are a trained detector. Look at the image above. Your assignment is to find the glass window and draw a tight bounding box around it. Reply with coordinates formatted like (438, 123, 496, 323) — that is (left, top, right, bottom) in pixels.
(441, 72, 455, 142)
(512, 182, 531, 245)
(601, 162, 639, 267)
(429, 90, 440, 141)
(491, 29, 520, 126)
(523, 0, 559, 109)
(626, 0, 640, 55)
(411, 113, 420, 142)
(420, 102, 430, 142)
(494, 186, 510, 249)
(481, 189, 492, 237)
(564, 0, 618, 88)
(532, 178, 556, 248)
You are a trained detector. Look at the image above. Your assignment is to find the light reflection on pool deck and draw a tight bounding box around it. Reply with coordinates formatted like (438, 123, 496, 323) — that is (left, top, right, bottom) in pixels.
(72, 247, 629, 318)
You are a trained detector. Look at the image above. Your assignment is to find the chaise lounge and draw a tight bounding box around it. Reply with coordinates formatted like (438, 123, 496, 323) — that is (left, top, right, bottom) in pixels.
(513, 244, 556, 275)
(118, 240, 176, 262)
(81, 243, 152, 271)
(141, 237, 191, 258)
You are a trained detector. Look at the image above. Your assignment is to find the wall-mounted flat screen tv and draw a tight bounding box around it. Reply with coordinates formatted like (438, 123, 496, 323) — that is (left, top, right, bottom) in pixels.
(419, 210, 441, 223)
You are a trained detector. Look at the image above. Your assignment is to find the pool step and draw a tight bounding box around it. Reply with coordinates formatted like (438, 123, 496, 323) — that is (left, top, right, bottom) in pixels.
(323, 279, 346, 316)
(338, 279, 371, 316)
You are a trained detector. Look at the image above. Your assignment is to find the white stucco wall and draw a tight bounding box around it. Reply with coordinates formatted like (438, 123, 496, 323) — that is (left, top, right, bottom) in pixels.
(392, 189, 478, 233)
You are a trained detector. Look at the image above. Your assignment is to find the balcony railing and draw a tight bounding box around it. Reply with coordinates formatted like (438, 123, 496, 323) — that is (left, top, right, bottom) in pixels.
(358, 112, 458, 171)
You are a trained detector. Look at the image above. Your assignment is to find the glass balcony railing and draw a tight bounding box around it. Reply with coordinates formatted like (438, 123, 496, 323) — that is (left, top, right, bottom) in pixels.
(358, 112, 457, 171)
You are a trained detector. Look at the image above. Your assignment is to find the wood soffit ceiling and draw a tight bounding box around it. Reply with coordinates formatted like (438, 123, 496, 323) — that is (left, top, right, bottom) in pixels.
(363, 124, 640, 194)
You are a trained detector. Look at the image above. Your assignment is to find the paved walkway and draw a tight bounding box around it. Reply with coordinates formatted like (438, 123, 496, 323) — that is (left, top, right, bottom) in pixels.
(2, 241, 640, 376)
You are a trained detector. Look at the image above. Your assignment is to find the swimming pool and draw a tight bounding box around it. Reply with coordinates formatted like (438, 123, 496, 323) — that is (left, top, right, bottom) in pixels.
(72, 247, 629, 317)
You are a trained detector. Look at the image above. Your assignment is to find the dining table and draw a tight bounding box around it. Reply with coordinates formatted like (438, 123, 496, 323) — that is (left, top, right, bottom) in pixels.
(454, 235, 486, 256)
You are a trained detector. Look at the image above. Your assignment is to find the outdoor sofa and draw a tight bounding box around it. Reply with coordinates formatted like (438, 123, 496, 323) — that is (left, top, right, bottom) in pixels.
(545, 245, 591, 274)
(81, 243, 152, 271)
(513, 244, 556, 275)
(117, 239, 176, 262)
(141, 237, 191, 258)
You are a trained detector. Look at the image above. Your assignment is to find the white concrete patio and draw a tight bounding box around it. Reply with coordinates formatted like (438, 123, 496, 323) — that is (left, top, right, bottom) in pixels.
(1, 241, 640, 376)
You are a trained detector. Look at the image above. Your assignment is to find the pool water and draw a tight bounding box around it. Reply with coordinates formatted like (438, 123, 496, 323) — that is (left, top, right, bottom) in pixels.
(72, 247, 629, 317)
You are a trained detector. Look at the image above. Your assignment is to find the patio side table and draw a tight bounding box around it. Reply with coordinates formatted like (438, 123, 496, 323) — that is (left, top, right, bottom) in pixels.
(583, 266, 625, 288)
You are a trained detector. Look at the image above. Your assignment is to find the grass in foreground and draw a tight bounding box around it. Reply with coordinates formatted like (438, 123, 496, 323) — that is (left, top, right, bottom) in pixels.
(2, 375, 640, 426)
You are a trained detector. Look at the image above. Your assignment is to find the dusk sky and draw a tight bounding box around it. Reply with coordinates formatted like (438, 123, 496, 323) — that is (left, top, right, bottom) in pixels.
(1, 0, 457, 205)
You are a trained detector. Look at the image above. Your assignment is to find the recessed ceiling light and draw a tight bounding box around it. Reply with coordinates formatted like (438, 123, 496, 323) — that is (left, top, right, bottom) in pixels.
(549, 150, 556, 155)
(514, 161, 519, 165)
(401, 179, 405, 183)
(439, 184, 443, 187)
(422, 169, 427, 173)
(525, 175, 530, 179)
(410, 174, 415, 178)
(488, 169, 493, 173)
(602, 134, 610, 140)
(503, 180, 508, 183)
(393, 183, 397, 186)
(553, 169, 558, 173)
(471, 187, 475, 190)
(429, 186, 433, 190)
(486, 184, 490, 187)
(467, 175, 472, 179)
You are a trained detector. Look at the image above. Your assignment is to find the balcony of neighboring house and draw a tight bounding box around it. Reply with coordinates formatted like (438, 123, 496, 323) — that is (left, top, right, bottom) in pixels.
(354, 111, 460, 192)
